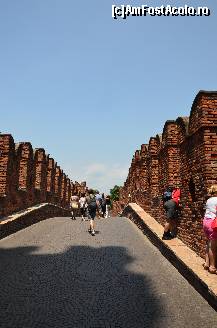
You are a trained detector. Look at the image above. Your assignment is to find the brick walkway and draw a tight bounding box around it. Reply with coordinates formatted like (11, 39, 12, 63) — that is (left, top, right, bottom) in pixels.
(0, 216, 217, 328)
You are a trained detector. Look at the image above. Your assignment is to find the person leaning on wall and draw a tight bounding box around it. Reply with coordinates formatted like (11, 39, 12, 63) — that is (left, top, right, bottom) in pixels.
(162, 185, 180, 240)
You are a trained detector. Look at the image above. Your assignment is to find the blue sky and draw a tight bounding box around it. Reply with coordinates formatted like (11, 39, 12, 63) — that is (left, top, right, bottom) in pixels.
(0, 0, 217, 193)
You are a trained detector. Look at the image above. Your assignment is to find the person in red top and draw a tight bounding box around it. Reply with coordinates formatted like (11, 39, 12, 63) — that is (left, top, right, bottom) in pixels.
(172, 188, 180, 205)
(170, 187, 180, 237)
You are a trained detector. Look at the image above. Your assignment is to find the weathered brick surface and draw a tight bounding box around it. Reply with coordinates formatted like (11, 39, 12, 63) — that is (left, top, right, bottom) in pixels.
(65, 178, 71, 207)
(117, 90, 217, 257)
(34, 148, 47, 203)
(16, 142, 35, 209)
(73, 181, 87, 196)
(0, 136, 20, 215)
(54, 166, 62, 205)
(46, 157, 56, 203)
(0, 134, 87, 216)
(61, 173, 67, 207)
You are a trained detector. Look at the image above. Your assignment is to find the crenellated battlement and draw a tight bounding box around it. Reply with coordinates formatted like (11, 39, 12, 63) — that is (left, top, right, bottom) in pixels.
(0, 134, 87, 216)
(117, 90, 217, 257)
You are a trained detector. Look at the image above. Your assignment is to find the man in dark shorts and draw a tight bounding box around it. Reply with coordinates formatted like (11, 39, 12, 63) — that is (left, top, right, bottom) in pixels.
(162, 186, 179, 240)
(165, 198, 177, 218)
(86, 189, 97, 236)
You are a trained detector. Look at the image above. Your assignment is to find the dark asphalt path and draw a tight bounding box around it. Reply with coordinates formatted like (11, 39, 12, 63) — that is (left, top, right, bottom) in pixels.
(0, 216, 217, 328)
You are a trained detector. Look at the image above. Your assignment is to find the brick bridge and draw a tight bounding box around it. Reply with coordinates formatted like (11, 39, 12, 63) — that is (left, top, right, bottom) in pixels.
(1, 90, 217, 327)
(1, 215, 217, 327)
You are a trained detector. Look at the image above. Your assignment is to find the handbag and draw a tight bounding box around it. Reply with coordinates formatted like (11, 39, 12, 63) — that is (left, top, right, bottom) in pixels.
(211, 218, 217, 230)
(71, 202, 79, 209)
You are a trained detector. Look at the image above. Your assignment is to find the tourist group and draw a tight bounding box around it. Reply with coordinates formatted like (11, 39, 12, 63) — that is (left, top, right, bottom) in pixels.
(70, 190, 111, 236)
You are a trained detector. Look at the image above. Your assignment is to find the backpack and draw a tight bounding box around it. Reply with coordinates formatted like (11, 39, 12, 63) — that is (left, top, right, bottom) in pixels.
(87, 196, 97, 211)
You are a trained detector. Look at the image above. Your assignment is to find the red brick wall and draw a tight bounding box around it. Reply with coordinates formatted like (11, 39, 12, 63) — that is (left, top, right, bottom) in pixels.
(61, 173, 67, 207)
(146, 137, 160, 219)
(0, 134, 87, 216)
(65, 178, 71, 207)
(34, 148, 47, 203)
(0, 135, 15, 197)
(54, 166, 62, 205)
(46, 157, 56, 203)
(0, 135, 19, 215)
(16, 142, 35, 209)
(118, 90, 217, 257)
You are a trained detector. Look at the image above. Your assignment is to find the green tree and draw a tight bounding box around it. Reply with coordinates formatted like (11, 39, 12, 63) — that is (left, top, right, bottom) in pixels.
(110, 185, 121, 201)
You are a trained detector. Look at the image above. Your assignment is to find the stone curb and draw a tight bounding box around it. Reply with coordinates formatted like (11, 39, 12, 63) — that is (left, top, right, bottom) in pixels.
(122, 203, 217, 311)
(0, 203, 71, 240)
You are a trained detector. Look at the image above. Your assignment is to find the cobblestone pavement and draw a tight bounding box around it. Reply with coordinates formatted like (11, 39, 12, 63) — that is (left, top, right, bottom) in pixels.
(0, 216, 217, 328)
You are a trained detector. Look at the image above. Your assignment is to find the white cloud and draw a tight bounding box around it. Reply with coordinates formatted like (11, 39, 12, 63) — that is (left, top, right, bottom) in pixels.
(85, 163, 106, 176)
(64, 162, 128, 194)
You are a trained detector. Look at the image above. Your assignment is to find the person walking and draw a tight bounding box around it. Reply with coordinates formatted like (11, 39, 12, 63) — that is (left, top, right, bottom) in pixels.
(203, 184, 217, 274)
(70, 193, 79, 220)
(86, 189, 98, 236)
(95, 191, 103, 218)
(79, 193, 87, 221)
(101, 193, 106, 218)
(105, 195, 111, 218)
(85, 190, 90, 219)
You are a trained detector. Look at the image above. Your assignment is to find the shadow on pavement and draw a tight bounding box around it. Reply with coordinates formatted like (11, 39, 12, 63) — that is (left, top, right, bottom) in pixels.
(0, 244, 164, 328)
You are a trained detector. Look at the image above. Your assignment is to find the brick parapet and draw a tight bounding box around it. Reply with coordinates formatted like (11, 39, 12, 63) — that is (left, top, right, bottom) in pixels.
(46, 157, 56, 203)
(0, 134, 87, 216)
(117, 90, 217, 257)
(0, 135, 16, 197)
(61, 173, 67, 207)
